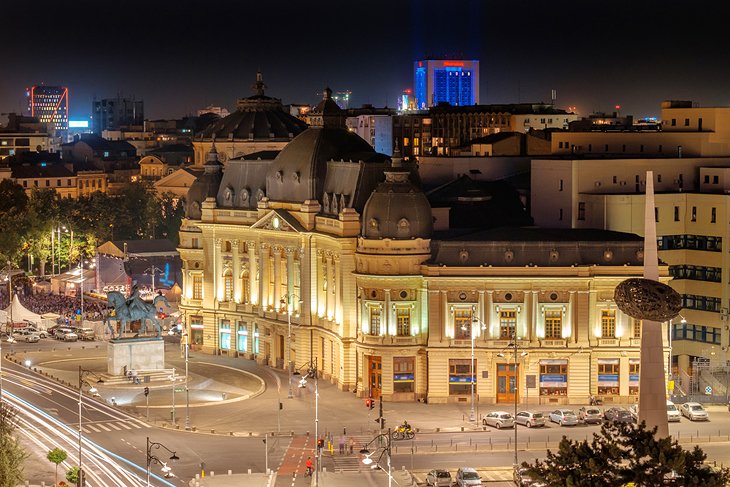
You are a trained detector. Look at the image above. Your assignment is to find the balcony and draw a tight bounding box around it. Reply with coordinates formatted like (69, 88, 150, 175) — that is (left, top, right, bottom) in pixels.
(541, 339, 567, 347)
(597, 338, 619, 346)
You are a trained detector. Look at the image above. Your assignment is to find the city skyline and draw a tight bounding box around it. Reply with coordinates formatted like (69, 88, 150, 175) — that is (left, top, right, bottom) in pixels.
(2, 0, 729, 121)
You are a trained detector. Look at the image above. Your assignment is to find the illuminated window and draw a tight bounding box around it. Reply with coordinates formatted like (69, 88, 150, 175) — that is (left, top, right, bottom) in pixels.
(369, 306, 382, 335)
(219, 320, 231, 350)
(241, 270, 250, 304)
(449, 359, 475, 395)
(633, 319, 642, 338)
(629, 359, 640, 395)
(539, 360, 568, 396)
(192, 275, 203, 300)
(500, 309, 516, 339)
(455, 308, 473, 339)
(598, 359, 620, 395)
(601, 310, 616, 338)
(237, 323, 248, 352)
(223, 270, 233, 301)
(393, 357, 415, 393)
(396, 307, 411, 336)
(544, 309, 562, 339)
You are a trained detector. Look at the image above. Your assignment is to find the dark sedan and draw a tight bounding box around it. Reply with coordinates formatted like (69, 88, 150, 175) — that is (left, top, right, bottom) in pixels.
(604, 407, 634, 423)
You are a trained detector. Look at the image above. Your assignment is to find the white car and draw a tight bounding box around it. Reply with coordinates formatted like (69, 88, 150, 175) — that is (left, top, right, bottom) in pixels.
(13, 330, 41, 343)
(549, 409, 578, 426)
(425, 469, 452, 486)
(514, 411, 546, 428)
(666, 401, 681, 422)
(17, 326, 47, 338)
(680, 402, 709, 421)
(482, 411, 514, 429)
(455, 467, 482, 487)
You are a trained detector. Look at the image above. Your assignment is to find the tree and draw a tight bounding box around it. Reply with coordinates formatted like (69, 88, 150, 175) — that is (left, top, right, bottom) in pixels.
(0, 403, 27, 487)
(522, 421, 730, 487)
(0, 179, 31, 263)
(47, 447, 68, 486)
(66, 465, 80, 486)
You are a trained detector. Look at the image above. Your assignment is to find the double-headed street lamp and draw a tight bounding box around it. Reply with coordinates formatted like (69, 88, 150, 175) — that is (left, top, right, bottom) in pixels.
(78, 366, 104, 485)
(146, 436, 179, 486)
(295, 359, 319, 484)
(359, 430, 393, 487)
(496, 335, 528, 467)
(281, 293, 302, 399)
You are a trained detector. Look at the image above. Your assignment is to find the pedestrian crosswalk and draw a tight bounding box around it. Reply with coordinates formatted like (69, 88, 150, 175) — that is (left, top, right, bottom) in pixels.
(81, 420, 150, 433)
(327, 435, 371, 472)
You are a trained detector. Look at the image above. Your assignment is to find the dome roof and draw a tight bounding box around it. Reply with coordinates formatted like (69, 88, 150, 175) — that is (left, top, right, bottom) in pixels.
(186, 143, 223, 220)
(361, 152, 432, 240)
(266, 126, 379, 203)
(200, 72, 308, 141)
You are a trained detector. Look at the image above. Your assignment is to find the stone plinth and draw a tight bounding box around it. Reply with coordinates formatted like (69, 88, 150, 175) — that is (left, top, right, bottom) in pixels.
(107, 338, 165, 375)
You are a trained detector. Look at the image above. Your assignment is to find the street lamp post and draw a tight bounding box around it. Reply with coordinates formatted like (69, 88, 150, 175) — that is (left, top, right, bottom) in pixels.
(182, 332, 191, 430)
(296, 359, 318, 484)
(359, 429, 393, 487)
(146, 436, 179, 487)
(144, 266, 163, 296)
(467, 318, 487, 423)
(78, 366, 104, 486)
(497, 334, 527, 468)
(281, 294, 302, 399)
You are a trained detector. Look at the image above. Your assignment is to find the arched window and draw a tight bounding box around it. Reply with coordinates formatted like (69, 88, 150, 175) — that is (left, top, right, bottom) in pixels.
(223, 269, 233, 302)
(241, 269, 250, 304)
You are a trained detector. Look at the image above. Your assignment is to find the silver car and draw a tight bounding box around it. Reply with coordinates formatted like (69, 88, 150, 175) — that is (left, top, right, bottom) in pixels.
(482, 411, 515, 429)
(549, 409, 578, 426)
(425, 469, 452, 487)
(578, 407, 603, 424)
(680, 402, 709, 421)
(514, 411, 546, 428)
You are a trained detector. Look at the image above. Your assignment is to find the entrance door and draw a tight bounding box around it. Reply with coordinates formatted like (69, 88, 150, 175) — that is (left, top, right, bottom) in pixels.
(368, 356, 382, 399)
(496, 363, 518, 403)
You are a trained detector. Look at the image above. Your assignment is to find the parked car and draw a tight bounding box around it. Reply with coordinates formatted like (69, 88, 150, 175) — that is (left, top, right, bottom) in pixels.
(514, 466, 546, 486)
(549, 409, 578, 426)
(604, 407, 634, 423)
(13, 330, 40, 343)
(455, 467, 482, 487)
(55, 328, 78, 341)
(680, 402, 709, 421)
(425, 469, 452, 487)
(629, 404, 639, 421)
(666, 401, 681, 422)
(578, 407, 603, 424)
(17, 326, 47, 338)
(514, 411, 546, 428)
(72, 327, 96, 341)
(483, 411, 514, 429)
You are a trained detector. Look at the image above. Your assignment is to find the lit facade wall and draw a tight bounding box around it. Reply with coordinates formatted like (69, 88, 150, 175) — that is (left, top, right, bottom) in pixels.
(413, 60, 480, 109)
(27, 85, 69, 132)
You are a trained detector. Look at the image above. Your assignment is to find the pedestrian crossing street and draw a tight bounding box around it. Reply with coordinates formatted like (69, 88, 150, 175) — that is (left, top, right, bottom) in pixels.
(80, 420, 150, 434)
(329, 435, 370, 472)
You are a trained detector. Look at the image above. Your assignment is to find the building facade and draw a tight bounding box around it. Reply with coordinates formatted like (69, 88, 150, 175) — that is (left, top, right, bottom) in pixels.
(27, 85, 69, 132)
(92, 96, 144, 134)
(414, 60, 480, 109)
(178, 94, 667, 405)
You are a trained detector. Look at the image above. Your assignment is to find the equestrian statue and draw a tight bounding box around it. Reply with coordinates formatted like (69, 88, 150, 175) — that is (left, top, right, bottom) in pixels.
(104, 281, 169, 338)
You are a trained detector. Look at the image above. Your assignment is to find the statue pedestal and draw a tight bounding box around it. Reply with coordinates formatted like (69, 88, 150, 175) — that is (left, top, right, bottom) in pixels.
(107, 338, 165, 375)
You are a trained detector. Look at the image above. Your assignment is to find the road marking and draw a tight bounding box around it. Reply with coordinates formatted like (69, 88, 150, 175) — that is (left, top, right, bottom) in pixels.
(97, 424, 111, 432)
(108, 423, 122, 431)
(118, 422, 133, 430)
(85, 425, 101, 433)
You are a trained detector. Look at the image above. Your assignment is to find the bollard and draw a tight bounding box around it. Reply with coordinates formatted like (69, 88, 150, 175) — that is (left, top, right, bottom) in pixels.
(195, 474, 200, 480)
(228, 469, 232, 475)
(211, 471, 214, 476)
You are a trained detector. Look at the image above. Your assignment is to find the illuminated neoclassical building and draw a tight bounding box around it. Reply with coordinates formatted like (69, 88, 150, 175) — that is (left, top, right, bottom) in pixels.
(178, 89, 669, 405)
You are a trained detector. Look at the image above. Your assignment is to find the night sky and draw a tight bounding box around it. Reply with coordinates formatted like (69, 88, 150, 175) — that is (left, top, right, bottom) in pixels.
(1, 0, 728, 121)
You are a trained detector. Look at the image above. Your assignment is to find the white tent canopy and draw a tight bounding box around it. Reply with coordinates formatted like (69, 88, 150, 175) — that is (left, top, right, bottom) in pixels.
(2, 295, 43, 325)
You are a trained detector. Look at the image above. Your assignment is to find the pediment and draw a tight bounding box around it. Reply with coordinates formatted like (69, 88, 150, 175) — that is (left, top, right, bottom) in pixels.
(155, 168, 198, 188)
(251, 209, 304, 233)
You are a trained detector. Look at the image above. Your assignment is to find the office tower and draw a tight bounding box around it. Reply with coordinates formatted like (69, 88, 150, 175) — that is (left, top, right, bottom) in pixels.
(414, 59, 479, 109)
(26, 85, 69, 131)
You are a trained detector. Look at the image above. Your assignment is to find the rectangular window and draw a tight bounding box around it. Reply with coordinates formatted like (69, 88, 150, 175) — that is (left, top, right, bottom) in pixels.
(597, 358, 620, 395)
(601, 309, 616, 338)
(671, 119, 676, 126)
(190, 316, 204, 345)
(691, 207, 697, 222)
(393, 357, 415, 393)
(254, 324, 260, 354)
(539, 359, 568, 396)
(559, 179, 563, 191)
(559, 208, 563, 221)
(711, 207, 717, 223)
(449, 358, 475, 395)
(192, 275, 203, 300)
(455, 308, 473, 339)
(632, 319, 642, 338)
(500, 309, 516, 339)
(704, 175, 710, 183)
(713, 175, 719, 184)
(674, 206, 679, 222)
(655, 207, 659, 223)
(223, 272, 233, 301)
(369, 306, 382, 335)
(629, 359, 640, 395)
(219, 320, 231, 350)
(544, 309, 562, 339)
(237, 323, 248, 352)
(577, 202, 585, 221)
(396, 307, 411, 336)
(684, 118, 690, 126)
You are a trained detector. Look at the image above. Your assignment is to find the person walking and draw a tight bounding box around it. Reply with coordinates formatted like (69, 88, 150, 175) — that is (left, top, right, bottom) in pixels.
(339, 435, 345, 455)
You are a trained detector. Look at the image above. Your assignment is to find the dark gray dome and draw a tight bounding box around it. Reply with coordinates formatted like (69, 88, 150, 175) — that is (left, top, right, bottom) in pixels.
(266, 127, 380, 203)
(200, 72, 307, 141)
(186, 145, 223, 220)
(362, 155, 432, 240)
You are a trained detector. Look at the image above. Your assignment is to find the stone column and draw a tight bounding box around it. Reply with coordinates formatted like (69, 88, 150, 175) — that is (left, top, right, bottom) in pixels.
(564, 291, 574, 340)
(638, 170, 669, 438)
(232, 240, 241, 303)
(531, 291, 538, 341)
(384, 288, 391, 336)
(334, 254, 342, 324)
(273, 246, 282, 310)
(442, 290, 450, 339)
(477, 291, 485, 338)
(316, 250, 324, 317)
(259, 243, 269, 310)
(486, 291, 496, 338)
(215, 238, 223, 302)
(247, 241, 258, 306)
(286, 247, 295, 311)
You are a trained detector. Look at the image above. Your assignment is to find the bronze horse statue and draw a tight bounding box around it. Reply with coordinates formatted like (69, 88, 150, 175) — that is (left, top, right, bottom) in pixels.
(104, 292, 169, 338)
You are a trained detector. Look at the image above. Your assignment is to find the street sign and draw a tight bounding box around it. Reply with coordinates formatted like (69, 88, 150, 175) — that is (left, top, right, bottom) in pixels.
(705, 385, 713, 395)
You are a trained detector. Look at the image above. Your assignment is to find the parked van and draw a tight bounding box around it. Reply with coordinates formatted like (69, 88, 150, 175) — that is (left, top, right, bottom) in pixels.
(73, 327, 96, 341)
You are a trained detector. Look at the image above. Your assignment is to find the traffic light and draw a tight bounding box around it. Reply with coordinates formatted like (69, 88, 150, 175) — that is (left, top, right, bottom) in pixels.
(144, 387, 150, 397)
(317, 438, 324, 450)
(365, 399, 374, 409)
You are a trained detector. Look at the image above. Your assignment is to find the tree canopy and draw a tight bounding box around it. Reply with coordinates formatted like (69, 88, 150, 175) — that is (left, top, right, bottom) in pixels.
(522, 421, 730, 487)
(0, 403, 27, 487)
